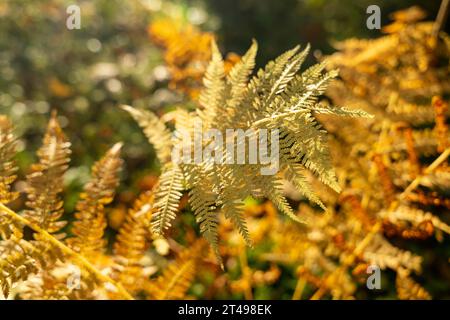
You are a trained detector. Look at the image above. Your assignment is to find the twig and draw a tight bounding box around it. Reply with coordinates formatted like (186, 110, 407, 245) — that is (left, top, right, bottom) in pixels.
(292, 277, 307, 300)
(398, 147, 450, 203)
(433, 0, 450, 38)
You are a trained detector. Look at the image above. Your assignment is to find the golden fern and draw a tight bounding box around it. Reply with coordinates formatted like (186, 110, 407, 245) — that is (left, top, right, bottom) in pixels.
(147, 240, 206, 300)
(0, 239, 41, 297)
(0, 116, 18, 204)
(66, 143, 123, 257)
(112, 190, 155, 294)
(396, 270, 431, 300)
(23, 111, 71, 239)
(257, 8, 450, 299)
(150, 163, 184, 235)
(0, 114, 133, 299)
(148, 17, 240, 99)
(122, 105, 173, 164)
(123, 39, 371, 263)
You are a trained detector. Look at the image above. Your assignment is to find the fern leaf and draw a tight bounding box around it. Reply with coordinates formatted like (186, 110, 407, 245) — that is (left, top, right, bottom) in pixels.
(309, 104, 374, 118)
(67, 143, 123, 256)
(198, 39, 226, 127)
(187, 167, 221, 266)
(222, 199, 252, 247)
(225, 40, 258, 121)
(266, 44, 310, 105)
(121, 105, 173, 164)
(151, 164, 184, 235)
(113, 191, 155, 293)
(125, 39, 371, 259)
(147, 240, 205, 299)
(284, 164, 326, 210)
(279, 115, 341, 193)
(363, 234, 422, 273)
(396, 270, 431, 300)
(114, 191, 154, 260)
(0, 116, 18, 204)
(0, 239, 39, 297)
(24, 112, 71, 238)
(261, 175, 306, 223)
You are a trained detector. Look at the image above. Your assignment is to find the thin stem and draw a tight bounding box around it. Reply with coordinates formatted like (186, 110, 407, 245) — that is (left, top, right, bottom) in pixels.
(252, 109, 308, 128)
(292, 277, 307, 300)
(398, 147, 450, 203)
(239, 242, 253, 300)
(0, 202, 134, 300)
(433, 0, 449, 38)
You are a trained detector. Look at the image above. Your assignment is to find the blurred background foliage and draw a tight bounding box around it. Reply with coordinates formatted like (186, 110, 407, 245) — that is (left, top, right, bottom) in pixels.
(0, 0, 448, 299)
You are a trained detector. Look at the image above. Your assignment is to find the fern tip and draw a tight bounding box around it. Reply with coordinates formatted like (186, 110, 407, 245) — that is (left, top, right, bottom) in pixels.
(110, 142, 123, 155)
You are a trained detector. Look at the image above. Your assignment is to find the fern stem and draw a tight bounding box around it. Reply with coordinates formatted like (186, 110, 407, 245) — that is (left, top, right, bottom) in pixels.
(292, 277, 306, 300)
(0, 202, 134, 300)
(398, 147, 450, 202)
(432, 0, 449, 38)
(252, 109, 308, 128)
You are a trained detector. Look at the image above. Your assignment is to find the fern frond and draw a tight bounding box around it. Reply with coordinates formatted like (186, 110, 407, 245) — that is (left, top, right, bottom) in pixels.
(380, 205, 450, 235)
(226, 40, 258, 109)
(0, 239, 39, 297)
(0, 201, 133, 300)
(279, 114, 341, 193)
(0, 116, 18, 204)
(126, 39, 370, 258)
(396, 270, 431, 300)
(23, 112, 71, 238)
(287, 69, 338, 113)
(222, 199, 252, 247)
(151, 163, 184, 235)
(113, 191, 155, 293)
(243, 45, 300, 118)
(260, 175, 306, 223)
(114, 191, 154, 260)
(266, 44, 310, 106)
(67, 143, 123, 256)
(121, 105, 173, 164)
(187, 167, 221, 266)
(363, 234, 422, 273)
(0, 112, 132, 299)
(309, 104, 374, 118)
(147, 240, 206, 299)
(284, 164, 326, 210)
(198, 39, 226, 128)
